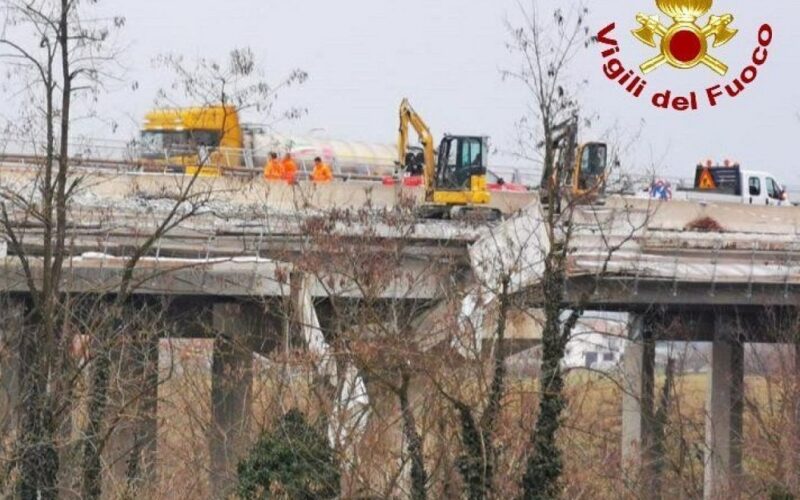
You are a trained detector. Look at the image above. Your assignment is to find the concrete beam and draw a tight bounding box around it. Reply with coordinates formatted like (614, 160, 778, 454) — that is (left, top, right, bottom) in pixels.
(704, 315, 744, 500)
(563, 277, 800, 310)
(621, 314, 656, 494)
(0, 256, 444, 300)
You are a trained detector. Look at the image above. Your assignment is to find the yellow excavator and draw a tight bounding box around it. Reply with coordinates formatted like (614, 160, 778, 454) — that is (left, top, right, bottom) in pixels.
(398, 98, 500, 220)
(541, 115, 609, 202)
(398, 99, 608, 219)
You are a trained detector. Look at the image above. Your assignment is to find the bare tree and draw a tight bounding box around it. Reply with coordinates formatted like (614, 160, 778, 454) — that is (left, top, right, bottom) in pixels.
(0, 1, 129, 496)
(502, 2, 595, 498)
(0, 1, 305, 495)
(501, 2, 654, 498)
(417, 276, 515, 500)
(290, 204, 435, 499)
(153, 47, 308, 132)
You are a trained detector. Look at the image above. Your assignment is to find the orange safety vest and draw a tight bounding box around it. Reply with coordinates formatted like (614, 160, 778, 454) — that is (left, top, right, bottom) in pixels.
(263, 159, 282, 180)
(281, 158, 298, 183)
(311, 162, 333, 183)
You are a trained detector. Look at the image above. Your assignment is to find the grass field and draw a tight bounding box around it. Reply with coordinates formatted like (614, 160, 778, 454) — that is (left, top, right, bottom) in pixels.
(146, 341, 799, 498)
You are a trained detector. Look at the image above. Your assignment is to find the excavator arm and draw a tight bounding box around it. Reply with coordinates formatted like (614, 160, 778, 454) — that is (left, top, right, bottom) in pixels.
(539, 114, 608, 200)
(540, 115, 579, 191)
(398, 98, 437, 200)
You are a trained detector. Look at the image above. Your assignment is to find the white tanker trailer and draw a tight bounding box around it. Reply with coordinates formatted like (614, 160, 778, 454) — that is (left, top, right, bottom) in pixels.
(243, 129, 398, 177)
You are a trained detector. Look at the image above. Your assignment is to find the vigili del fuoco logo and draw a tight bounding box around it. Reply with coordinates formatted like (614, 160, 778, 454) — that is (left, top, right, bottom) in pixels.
(597, 0, 773, 111)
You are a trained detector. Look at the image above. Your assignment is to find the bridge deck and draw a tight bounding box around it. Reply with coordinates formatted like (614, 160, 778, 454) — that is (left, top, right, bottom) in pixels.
(2, 168, 800, 309)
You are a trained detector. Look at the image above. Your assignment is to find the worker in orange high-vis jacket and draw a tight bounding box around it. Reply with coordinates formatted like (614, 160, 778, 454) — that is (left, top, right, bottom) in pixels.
(281, 153, 298, 183)
(263, 152, 282, 180)
(310, 156, 333, 183)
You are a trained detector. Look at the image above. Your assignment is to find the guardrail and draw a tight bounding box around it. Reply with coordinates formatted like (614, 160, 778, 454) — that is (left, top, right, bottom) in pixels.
(0, 151, 395, 182)
(0, 136, 413, 178)
(8, 136, 749, 194)
(0, 137, 544, 186)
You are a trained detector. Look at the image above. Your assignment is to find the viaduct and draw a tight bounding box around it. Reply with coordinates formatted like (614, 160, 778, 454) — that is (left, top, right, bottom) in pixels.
(1, 166, 800, 498)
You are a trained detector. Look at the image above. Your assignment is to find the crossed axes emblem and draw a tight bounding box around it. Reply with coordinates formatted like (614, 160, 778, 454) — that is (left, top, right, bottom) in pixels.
(632, 0, 737, 75)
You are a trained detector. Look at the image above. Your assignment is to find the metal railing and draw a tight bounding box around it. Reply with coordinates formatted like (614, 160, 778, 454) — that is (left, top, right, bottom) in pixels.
(0, 136, 547, 188)
(0, 136, 398, 179)
(10, 135, 737, 195)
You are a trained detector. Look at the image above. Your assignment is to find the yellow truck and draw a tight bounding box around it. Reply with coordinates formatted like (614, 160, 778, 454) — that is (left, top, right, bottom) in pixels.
(139, 106, 243, 176)
(139, 105, 398, 178)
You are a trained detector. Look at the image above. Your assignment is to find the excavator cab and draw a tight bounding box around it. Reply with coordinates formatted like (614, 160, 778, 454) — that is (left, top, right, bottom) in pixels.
(571, 142, 608, 196)
(433, 135, 490, 205)
(545, 114, 608, 202)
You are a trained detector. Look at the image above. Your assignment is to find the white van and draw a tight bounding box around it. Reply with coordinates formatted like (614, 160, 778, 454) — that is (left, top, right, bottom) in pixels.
(651, 165, 791, 206)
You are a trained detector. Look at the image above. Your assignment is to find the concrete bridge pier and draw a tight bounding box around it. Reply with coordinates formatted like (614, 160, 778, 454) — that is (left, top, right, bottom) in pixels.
(102, 303, 161, 496)
(209, 301, 277, 500)
(622, 312, 746, 499)
(704, 315, 744, 500)
(621, 313, 656, 495)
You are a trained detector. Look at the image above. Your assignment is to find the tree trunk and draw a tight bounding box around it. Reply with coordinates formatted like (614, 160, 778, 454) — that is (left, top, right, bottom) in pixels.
(399, 370, 427, 500)
(455, 402, 489, 500)
(17, 316, 59, 500)
(451, 281, 511, 500)
(521, 254, 567, 500)
(650, 357, 675, 498)
(81, 321, 113, 500)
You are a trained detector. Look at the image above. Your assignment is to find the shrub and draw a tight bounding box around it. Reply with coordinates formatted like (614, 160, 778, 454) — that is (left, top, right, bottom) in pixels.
(237, 409, 339, 499)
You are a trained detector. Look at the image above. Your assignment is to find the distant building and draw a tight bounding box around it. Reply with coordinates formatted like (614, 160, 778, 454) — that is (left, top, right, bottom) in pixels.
(563, 316, 627, 371)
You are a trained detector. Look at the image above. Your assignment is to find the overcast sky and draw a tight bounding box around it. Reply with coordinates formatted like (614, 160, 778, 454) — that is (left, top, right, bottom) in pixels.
(7, 0, 800, 185)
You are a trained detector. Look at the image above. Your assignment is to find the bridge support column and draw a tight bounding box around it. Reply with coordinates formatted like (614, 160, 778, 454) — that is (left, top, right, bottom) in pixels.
(621, 314, 655, 493)
(704, 316, 743, 500)
(104, 309, 160, 496)
(210, 302, 259, 500)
